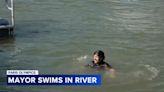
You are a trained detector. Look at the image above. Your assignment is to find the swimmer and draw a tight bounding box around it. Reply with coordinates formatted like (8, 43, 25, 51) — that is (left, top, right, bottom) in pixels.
(86, 50, 116, 77)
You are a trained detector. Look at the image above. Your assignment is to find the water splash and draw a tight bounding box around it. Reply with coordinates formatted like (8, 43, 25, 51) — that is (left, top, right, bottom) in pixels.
(10, 47, 22, 57)
(76, 55, 88, 62)
(134, 64, 160, 80)
(144, 64, 160, 80)
(8, 59, 19, 63)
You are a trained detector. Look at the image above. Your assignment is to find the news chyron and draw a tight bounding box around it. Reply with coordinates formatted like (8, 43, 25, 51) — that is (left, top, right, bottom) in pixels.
(7, 70, 101, 86)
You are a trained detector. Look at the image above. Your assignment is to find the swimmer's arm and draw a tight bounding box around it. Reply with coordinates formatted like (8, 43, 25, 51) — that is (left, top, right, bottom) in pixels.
(106, 68, 116, 78)
(105, 63, 116, 78)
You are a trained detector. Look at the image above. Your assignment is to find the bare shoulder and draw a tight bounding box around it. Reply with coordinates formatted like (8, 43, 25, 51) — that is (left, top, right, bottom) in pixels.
(107, 68, 116, 78)
(109, 68, 115, 72)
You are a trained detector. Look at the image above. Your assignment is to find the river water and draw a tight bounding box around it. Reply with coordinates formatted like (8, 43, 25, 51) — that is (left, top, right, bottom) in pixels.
(0, 0, 164, 92)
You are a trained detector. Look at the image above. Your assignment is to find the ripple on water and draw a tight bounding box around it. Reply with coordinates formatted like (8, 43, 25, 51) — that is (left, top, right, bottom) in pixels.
(133, 64, 160, 80)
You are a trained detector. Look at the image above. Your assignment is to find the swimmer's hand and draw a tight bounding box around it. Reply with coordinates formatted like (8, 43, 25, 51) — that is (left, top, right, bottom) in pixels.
(106, 68, 116, 78)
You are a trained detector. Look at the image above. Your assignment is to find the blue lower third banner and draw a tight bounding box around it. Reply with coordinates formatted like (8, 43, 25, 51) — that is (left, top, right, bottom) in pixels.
(7, 74, 101, 86)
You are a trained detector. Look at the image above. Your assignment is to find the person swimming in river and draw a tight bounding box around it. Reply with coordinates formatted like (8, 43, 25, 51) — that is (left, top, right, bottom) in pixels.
(86, 50, 115, 77)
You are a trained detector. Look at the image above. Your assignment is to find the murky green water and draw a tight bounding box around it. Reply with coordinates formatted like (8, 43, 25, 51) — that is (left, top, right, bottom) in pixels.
(1, 0, 164, 92)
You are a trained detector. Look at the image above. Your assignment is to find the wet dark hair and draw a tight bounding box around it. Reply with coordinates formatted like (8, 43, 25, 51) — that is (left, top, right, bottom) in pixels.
(93, 50, 105, 61)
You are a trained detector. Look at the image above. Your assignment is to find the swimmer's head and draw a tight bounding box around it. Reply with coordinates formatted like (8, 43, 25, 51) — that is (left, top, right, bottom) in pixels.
(93, 50, 105, 64)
